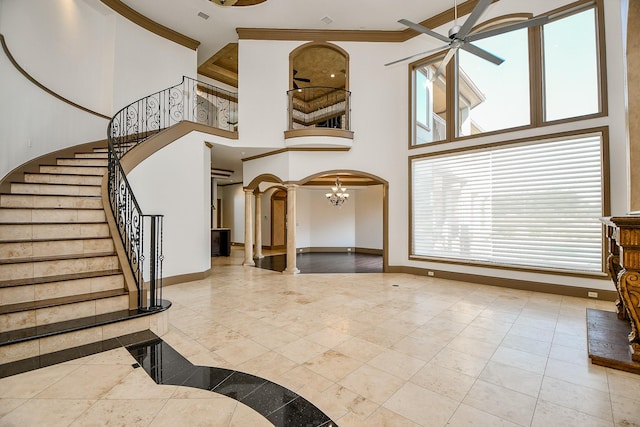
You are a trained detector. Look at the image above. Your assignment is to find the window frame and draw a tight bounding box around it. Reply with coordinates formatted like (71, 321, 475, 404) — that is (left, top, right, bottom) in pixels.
(408, 0, 607, 149)
(408, 126, 611, 277)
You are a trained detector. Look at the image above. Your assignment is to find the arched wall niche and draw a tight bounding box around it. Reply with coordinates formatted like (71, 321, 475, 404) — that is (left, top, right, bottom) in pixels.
(289, 42, 350, 91)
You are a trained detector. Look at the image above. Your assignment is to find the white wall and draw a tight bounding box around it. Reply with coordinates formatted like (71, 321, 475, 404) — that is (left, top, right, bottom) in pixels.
(0, 0, 115, 114)
(0, 0, 197, 179)
(355, 185, 383, 250)
(127, 133, 211, 279)
(220, 184, 245, 243)
(238, 0, 627, 291)
(0, 45, 108, 180)
(111, 15, 196, 111)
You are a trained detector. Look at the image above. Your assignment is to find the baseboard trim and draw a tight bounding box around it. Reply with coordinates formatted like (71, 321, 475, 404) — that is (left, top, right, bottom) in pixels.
(387, 265, 617, 301)
(296, 247, 382, 254)
(162, 268, 212, 287)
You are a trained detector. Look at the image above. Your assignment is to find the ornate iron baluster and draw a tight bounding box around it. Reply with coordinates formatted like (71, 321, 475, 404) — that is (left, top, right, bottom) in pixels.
(106, 77, 237, 310)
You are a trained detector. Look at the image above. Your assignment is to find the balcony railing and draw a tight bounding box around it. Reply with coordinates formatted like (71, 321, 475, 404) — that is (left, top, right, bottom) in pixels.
(107, 76, 237, 310)
(287, 86, 351, 131)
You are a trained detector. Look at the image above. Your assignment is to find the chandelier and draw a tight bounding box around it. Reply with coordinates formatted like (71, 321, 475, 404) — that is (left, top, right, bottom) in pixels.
(326, 177, 349, 207)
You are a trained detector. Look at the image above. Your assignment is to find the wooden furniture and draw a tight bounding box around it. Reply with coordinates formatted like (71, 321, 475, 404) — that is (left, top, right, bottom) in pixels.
(600, 216, 640, 363)
(211, 228, 231, 257)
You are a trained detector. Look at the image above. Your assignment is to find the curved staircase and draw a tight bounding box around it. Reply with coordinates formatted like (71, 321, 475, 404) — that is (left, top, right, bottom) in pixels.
(0, 146, 166, 375)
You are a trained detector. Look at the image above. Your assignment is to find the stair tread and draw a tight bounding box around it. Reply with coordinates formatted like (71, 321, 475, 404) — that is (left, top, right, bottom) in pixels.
(0, 236, 113, 244)
(0, 288, 127, 315)
(0, 303, 169, 350)
(25, 171, 103, 175)
(0, 269, 122, 289)
(1, 193, 101, 198)
(0, 251, 116, 265)
(11, 181, 101, 188)
(0, 206, 103, 210)
(0, 221, 106, 225)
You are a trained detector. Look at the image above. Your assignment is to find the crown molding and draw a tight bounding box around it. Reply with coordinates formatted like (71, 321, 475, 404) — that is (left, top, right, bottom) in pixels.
(100, 0, 200, 50)
(237, 0, 500, 42)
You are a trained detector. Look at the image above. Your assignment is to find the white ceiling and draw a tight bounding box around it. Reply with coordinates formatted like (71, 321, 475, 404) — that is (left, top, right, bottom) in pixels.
(121, 0, 460, 64)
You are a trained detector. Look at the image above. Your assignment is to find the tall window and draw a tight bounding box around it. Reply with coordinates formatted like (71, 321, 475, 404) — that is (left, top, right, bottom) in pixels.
(412, 60, 446, 145)
(458, 27, 531, 136)
(543, 8, 600, 121)
(411, 132, 604, 273)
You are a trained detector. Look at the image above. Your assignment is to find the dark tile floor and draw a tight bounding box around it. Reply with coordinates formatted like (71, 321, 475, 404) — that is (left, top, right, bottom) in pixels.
(127, 334, 338, 427)
(254, 252, 382, 274)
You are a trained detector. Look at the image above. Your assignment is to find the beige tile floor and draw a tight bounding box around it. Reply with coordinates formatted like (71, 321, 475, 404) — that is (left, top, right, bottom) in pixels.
(1, 247, 640, 426)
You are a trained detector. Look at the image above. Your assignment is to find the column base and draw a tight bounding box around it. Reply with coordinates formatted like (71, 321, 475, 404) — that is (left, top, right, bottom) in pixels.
(283, 267, 300, 275)
(243, 261, 256, 267)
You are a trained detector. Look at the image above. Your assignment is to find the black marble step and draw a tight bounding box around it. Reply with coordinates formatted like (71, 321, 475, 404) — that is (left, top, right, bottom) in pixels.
(0, 300, 171, 347)
(0, 329, 161, 378)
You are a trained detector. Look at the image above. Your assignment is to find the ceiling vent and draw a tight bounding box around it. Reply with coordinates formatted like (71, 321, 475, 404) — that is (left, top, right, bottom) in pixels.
(198, 11, 210, 20)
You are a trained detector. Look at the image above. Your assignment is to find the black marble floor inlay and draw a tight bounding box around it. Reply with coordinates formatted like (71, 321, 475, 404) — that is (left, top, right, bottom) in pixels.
(126, 334, 338, 427)
(255, 252, 382, 274)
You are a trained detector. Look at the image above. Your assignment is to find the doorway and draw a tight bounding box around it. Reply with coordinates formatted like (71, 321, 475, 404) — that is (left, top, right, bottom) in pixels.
(270, 189, 287, 250)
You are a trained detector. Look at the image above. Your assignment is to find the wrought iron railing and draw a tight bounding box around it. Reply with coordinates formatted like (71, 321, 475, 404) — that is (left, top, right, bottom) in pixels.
(107, 76, 238, 310)
(287, 86, 351, 130)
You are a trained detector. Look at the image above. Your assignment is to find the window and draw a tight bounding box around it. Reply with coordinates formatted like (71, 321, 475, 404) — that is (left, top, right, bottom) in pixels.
(411, 132, 604, 273)
(458, 27, 531, 136)
(409, 1, 604, 146)
(412, 60, 446, 145)
(543, 8, 600, 121)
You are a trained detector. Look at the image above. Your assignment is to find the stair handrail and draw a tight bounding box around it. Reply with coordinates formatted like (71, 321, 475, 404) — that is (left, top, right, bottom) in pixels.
(107, 76, 238, 310)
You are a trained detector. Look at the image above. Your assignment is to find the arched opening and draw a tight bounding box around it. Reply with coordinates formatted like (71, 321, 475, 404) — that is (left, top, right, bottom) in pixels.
(270, 188, 287, 250)
(287, 42, 351, 132)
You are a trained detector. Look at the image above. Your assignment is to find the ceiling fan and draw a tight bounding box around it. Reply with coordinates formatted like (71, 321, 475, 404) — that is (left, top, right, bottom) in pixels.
(293, 69, 311, 89)
(385, 0, 548, 80)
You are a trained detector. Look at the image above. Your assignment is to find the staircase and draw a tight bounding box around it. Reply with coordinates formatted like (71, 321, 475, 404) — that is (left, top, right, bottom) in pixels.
(0, 146, 167, 371)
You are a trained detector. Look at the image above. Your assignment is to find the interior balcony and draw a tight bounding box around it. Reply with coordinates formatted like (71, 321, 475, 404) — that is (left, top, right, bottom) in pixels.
(284, 86, 354, 149)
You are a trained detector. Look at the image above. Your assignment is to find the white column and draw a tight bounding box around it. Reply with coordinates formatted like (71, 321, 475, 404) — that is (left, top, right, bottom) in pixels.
(284, 184, 299, 274)
(243, 188, 255, 266)
(254, 191, 264, 259)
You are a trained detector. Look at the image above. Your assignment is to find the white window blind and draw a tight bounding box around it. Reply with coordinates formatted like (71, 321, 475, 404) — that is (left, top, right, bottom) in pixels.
(412, 134, 604, 272)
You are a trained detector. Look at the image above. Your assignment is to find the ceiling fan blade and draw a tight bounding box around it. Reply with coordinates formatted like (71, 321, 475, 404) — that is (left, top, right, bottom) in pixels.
(398, 19, 451, 43)
(293, 81, 299, 90)
(432, 48, 456, 81)
(294, 77, 311, 82)
(466, 15, 549, 42)
(461, 42, 504, 65)
(456, 0, 493, 40)
(384, 44, 449, 67)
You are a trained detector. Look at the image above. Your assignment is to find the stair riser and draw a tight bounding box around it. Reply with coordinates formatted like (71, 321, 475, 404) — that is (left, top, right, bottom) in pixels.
(0, 274, 124, 306)
(0, 238, 115, 259)
(0, 255, 119, 281)
(10, 183, 101, 197)
(0, 208, 105, 223)
(0, 294, 129, 334)
(74, 153, 109, 159)
(0, 195, 102, 209)
(0, 223, 110, 242)
(0, 312, 167, 364)
(39, 165, 106, 176)
(24, 173, 103, 186)
(56, 159, 108, 167)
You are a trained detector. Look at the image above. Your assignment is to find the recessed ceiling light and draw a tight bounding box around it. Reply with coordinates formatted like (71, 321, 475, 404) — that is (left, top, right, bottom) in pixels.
(321, 16, 333, 25)
(330, 73, 335, 78)
(197, 11, 210, 20)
